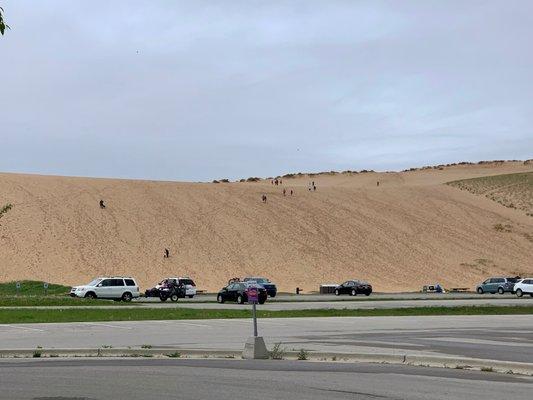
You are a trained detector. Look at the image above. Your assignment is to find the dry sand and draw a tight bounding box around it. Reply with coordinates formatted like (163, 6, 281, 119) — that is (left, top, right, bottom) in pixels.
(1, 162, 532, 293)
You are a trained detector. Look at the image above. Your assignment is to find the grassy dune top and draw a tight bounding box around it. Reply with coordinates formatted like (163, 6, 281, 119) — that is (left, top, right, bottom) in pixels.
(447, 172, 533, 216)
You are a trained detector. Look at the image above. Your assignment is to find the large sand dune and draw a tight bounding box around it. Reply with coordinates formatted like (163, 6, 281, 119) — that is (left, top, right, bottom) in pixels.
(1, 162, 532, 293)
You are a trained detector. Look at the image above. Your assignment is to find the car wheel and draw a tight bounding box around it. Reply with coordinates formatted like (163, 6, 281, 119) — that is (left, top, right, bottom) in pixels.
(516, 289, 523, 298)
(530, 293, 533, 297)
(477, 287, 483, 294)
(270, 293, 276, 298)
(121, 292, 132, 302)
(84, 292, 97, 299)
(170, 294, 179, 302)
(188, 295, 194, 298)
(365, 292, 371, 296)
(259, 299, 266, 304)
(498, 287, 504, 295)
(350, 289, 357, 296)
(159, 296, 167, 302)
(237, 295, 244, 304)
(217, 294, 225, 304)
(335, 289, 340, 296)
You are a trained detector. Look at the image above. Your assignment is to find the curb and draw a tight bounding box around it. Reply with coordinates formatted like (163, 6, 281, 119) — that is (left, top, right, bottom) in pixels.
(1, 348, 532, 376)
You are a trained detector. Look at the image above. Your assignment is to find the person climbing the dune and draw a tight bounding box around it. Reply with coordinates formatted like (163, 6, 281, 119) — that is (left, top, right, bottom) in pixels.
(99, 200, 106, 209)
(164, 248, 170, 258)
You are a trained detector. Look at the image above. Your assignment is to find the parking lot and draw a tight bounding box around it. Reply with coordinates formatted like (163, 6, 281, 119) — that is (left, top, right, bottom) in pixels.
(2, 315, 532, 363)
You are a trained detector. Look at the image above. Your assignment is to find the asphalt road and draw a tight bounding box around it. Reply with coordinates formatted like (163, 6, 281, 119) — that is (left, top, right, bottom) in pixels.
(2, 315, 532, 363)
(0, 358, 531, 400)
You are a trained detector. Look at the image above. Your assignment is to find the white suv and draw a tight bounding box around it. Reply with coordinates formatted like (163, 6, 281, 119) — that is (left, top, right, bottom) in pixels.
(514, 279, 533, 297)
(156, 277, 197, 298)
(70, 277, 140, 302)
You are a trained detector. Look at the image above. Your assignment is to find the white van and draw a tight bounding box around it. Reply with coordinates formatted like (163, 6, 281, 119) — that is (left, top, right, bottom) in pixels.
(70, 277, 140, 302)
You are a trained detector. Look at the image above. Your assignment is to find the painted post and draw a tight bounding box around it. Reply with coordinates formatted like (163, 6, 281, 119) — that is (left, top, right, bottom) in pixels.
(15, 281, 21, 296)
(43, 282, 49, 296)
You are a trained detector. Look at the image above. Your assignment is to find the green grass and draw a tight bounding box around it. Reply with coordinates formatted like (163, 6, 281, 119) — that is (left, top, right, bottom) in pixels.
(0, 281, 71, 296)
(0, 296, 127, 307)
(0, 305, 531, 324)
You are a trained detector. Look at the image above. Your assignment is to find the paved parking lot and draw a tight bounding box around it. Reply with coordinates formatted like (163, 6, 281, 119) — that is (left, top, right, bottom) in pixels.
(1, 358, 531, 400)
(1, 315, 532, 363)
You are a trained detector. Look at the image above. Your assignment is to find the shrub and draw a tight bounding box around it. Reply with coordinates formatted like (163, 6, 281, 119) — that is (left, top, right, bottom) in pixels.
(269, 342, 286, 360)
(167, 351, 181, 358)
(297, 349, 309, 360)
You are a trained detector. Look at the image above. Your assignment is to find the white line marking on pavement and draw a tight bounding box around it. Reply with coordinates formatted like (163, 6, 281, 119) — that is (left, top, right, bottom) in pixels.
(3, 325, 45, 332)
(84, 323, 133, 330)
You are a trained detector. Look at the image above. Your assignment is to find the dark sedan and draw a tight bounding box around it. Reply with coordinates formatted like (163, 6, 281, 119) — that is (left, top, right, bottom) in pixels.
(217, 282, 267, 304)
(243, 277, 277, 297)
(334, 280, 372, 296)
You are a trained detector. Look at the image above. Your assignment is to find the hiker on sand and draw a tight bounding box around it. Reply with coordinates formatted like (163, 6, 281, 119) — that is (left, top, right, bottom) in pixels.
(290, 189, 293, 196)
(262, 194, 267, 203)
(283, 188, 286, 196)
(99, 200, 106, 209)
(377, 181, 380, 187)
(164, 248, 170, 258)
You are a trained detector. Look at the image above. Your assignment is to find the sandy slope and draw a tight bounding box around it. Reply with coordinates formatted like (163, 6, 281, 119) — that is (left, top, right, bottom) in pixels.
(1, 162, 532, 293)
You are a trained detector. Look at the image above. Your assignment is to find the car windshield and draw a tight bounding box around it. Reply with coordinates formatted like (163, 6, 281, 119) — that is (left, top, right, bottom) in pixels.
(86, 279, 101, 286)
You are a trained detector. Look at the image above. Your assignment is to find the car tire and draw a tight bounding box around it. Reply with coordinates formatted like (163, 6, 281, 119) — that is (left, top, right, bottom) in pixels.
(350, 289, 357, 296)
(335, 289, 340, 296)
(498, 287, 504, 295)
(84, 292, 97, 299)
(188, 295, 194, 298)
(237, 295, 244, 304)
(121, 292, 133, 302)
(217, 294, 225, 303)
(477, 287, 483, 294)
(516, 289, 523, 298)
(270, 293, 276, 298)
(259, 299, 266, 304)
(365, 292, 371, 296)
(530, 293, 533, 297)
(160, 296, 167, 302)
(170, 294, 179, 302)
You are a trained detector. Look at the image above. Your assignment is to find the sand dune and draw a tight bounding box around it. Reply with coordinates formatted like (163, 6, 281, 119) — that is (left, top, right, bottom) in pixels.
(1, 162, 532, 293)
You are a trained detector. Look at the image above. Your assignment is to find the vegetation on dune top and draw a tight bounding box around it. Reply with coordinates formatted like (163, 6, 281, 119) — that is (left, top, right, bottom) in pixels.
(447, 172, 533, 215)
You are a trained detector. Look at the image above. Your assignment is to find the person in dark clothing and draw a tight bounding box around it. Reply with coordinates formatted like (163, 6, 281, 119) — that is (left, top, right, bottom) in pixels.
(262, 194, 267, 203)
(283, 188, 286, 196)
(164, 248, 170, 258)
(290, 189, 293, 196)
(377, 181, 380, 187)
(99, 200, 106, 209)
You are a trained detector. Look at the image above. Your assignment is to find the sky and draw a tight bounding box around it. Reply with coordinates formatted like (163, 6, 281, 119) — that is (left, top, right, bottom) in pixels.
(0, 0, 532, 182)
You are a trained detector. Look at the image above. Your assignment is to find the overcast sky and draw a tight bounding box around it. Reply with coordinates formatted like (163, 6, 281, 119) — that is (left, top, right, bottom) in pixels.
(0, 1, 532, 181)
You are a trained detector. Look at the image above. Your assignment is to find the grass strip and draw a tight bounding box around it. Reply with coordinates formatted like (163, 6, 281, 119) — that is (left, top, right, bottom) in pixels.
(0, 296, 134, 307)
(0, 281, 70, 296)
(0, 305, 532, 324)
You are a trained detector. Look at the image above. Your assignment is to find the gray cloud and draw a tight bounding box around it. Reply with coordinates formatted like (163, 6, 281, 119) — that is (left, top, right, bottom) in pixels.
(0, 0, 532, 181)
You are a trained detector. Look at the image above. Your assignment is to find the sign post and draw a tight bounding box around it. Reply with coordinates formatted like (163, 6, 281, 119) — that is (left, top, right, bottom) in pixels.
(15, 281, 21, 296)
(242, 284, 268, 359)
(43, 282, 49, 296)
(247, 286, 259, 337)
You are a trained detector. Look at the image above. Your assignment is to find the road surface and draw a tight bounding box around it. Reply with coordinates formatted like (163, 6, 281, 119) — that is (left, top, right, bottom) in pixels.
(2, 315, 532, 363)
(0, 358, 531, 400)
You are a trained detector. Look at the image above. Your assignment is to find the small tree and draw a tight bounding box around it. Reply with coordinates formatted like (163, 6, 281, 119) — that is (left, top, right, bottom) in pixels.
(0, 7, 10, 35)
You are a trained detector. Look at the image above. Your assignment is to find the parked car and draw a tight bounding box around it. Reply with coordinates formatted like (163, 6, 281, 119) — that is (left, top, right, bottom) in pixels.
(70, 277, 140, 302)
(217, 282, 267, 304)
(514, 279, 533, 297)
(476, 277, 521, 294)
(243, 277, 277, 297)
(334, 280, 372, 296)
(145, 277, 197, 298)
